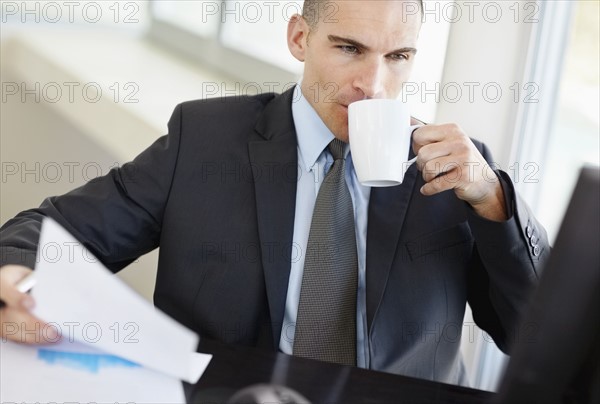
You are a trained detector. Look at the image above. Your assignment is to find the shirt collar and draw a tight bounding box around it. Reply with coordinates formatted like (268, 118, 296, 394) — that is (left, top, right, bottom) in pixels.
(291, 84, 336, 172)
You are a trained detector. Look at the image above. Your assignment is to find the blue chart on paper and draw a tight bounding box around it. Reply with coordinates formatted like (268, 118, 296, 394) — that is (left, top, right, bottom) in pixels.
(38, 349, 140, 374)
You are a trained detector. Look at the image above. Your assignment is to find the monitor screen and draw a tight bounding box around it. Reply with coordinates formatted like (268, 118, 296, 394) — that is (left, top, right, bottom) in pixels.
(495, 165, 600, 404)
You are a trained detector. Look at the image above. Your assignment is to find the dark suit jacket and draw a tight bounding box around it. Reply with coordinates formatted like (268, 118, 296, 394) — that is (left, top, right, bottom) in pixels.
(0, 88, 549, 384)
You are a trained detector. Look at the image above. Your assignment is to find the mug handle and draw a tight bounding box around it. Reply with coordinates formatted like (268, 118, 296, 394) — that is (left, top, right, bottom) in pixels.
(406, 123, 425, 167)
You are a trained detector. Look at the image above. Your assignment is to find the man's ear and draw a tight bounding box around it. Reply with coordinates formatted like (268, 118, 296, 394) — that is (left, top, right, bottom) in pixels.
(287, 14, 309, 62)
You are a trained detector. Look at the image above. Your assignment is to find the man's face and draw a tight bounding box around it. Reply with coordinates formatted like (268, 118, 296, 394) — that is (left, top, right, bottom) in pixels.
(288, 1, 421, 142)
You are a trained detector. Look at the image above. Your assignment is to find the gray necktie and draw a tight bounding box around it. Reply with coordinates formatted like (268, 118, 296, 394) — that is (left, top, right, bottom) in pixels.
(293, 138, 358, 366)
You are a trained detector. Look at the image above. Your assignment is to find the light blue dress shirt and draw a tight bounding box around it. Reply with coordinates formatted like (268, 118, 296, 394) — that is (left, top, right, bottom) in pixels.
(278, 85, 372, 368)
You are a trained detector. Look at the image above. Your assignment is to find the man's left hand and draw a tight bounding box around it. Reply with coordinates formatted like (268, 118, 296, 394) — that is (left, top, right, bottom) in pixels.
(412, 123, 508, 222)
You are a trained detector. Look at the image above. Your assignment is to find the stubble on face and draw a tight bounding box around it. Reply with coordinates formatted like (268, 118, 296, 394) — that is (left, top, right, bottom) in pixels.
(299, 1, 421, 142)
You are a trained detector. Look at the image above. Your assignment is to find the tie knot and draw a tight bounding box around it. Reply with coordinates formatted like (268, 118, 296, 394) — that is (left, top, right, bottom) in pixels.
(328, 139, 346, 161)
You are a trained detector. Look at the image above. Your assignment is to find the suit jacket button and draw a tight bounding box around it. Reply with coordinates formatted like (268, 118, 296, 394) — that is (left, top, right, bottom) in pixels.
(526, 224, 534, 238)
(533, 245, 541, 256)
(529, 235, 538, 247)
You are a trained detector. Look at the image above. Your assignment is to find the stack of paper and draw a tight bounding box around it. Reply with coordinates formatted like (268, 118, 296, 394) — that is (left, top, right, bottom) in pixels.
(1, 218, 212, 403)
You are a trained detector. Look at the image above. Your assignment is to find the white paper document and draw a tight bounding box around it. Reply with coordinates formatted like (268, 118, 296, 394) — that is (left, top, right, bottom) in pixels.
(1, 339, 188, 403)
(0, 217, 212, 403)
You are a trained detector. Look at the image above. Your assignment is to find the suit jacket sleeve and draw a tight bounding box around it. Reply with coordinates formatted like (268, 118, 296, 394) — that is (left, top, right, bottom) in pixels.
(466, 141, 550, 353)
(0, 104, 185, 272)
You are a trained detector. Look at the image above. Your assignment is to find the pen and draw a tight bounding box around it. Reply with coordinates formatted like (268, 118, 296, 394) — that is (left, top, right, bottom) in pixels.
(0, 272, 36, 309)
(16, 272, 37, 293)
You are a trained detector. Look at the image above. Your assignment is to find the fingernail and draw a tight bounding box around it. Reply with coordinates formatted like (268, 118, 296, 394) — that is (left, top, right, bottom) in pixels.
(45, 326, 60, 340)
(21, 296, 35, 310)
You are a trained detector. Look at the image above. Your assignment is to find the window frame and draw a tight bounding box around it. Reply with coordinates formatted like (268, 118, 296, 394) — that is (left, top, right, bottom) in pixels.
(147, 1, 299, 86)
(508, 0, 576, 206)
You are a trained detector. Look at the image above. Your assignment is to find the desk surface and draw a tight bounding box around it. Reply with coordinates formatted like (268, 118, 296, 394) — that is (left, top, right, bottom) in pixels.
(185, 339, 495, 404)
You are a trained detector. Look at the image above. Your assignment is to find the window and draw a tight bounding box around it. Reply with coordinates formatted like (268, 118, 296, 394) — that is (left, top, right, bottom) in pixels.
(220, 1, 304, 72)
(152, 1, 220, 37)
(148, 0, 303, 89)
(510, 0, 599, 242)
(531, 0, 599, 241)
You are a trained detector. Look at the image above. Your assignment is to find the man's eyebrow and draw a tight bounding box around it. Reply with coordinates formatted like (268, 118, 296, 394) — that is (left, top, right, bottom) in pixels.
(328, 35, 370, 51)
(327, 35, 417, 55)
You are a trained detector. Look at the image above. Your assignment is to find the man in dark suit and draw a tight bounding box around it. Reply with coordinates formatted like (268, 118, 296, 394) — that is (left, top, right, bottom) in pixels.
(0, 0, 548, 385)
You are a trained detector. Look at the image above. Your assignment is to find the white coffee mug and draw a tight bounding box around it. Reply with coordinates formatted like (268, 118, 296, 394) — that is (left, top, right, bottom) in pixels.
(348, 99, 421, 187)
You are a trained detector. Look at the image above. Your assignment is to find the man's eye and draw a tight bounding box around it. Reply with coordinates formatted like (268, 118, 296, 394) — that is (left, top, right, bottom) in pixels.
(339, 45, 359, 55)
(389, 53, 409, 61)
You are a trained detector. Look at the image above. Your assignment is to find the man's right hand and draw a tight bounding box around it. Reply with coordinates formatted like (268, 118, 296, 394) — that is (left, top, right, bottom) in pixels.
(0, 265, 59, 344)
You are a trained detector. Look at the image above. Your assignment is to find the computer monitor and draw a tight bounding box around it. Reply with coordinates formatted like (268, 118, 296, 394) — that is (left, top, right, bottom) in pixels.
(495, 165, 600, 404)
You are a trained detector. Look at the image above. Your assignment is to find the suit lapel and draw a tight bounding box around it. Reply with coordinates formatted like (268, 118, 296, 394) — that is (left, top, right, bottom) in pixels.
(365, 159, 419, 332)
(248, 88, 298, 347)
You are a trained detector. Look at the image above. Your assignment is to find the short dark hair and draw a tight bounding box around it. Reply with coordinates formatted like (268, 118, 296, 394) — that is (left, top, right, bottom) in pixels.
(302, 0, 424, 29)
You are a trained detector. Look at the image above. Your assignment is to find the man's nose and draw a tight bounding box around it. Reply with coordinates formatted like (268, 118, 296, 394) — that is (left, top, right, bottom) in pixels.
(352, 59, 386, 99)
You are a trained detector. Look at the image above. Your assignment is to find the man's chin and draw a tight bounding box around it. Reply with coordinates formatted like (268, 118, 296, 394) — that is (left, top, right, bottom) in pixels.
(333, 130, 350, 144)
